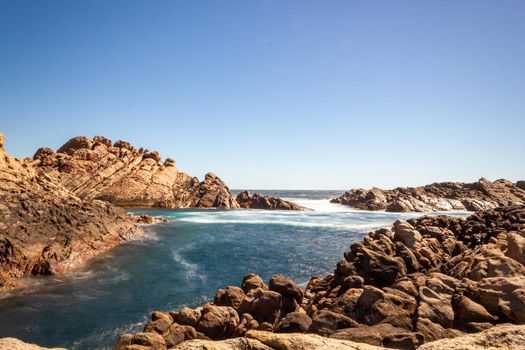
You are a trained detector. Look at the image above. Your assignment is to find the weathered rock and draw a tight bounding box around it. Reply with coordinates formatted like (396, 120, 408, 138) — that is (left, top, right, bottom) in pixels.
(0, 338, 65, 350)
(172, 331, 385, 349)
(418, 324, 525, 350)
(114, 332, 167, 350)
(330, 323, 424, 349)
(34, 136, 240, 209)
(239, 288, 282, 326)
(275, 311, 312, 333)
(332, 179, 525, 212)
(241, 274, 268, 294)
(506, 231, 525, 265)
(195, 304, 239, 340)
(236, 191, 311, 211)
(353, 286, 416, 330)
(214, 286, 246, 310)
(170, 307, 201, 328)
(0, 132, 142, 288)
(269, 274, 304, 304)
(452, 295, 497, 323)
(308, 309, 359, 336)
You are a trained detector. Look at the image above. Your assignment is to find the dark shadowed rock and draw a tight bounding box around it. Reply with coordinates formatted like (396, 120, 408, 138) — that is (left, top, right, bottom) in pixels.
(275, 312, 312, 333)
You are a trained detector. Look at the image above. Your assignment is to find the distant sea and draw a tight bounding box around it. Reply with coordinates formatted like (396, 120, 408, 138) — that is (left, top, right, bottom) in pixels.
(0, 190, 469, 349)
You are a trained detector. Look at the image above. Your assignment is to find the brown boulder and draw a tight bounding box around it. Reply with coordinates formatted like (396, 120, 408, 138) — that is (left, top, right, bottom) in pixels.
(241, 274, 268, 294)
(196, 304, 239, 340)
(239, 288, 282, 326)
(276, 311, 312, 333)
(57, 136, 93, 154)
(214, 286, 246, 310)
(269, 274, 304, 304)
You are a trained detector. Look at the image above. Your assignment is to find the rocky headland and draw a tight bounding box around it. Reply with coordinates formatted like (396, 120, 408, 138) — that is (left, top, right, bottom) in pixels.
(0, 133, 142, 289)
(114, 204, 525, 349)
(236, 191, 310, 211)
(33, 136, 240, 209)
(331, 178, 525, 212)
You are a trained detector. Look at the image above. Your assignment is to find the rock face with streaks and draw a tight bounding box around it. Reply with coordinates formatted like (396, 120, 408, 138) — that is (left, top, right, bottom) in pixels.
(331, 178, 525, 212)
(236, 191, 311, 211)
(0, 132, 142, 288)
(115, 205, 525, 349)
(33, 136, 240, 209)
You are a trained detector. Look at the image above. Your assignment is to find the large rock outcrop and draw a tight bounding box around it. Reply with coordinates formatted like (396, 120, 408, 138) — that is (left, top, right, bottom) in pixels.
(331, 178, 525, 212)
(115, 205, 525, 349)
(0, 132, 142, 288)
(236, 191, 311, 211)
(33, 136, 240, 209)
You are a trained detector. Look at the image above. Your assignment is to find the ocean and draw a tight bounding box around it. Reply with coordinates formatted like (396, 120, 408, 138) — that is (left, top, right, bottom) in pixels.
(0, 191, 469, 349)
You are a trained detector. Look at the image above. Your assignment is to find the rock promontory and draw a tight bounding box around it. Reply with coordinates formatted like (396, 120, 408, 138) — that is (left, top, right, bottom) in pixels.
(235, 191, 310, 211)
(33, 136, 240, 209)
(0, 132, 142, 288)
(331, 178, 525, 212)
(115, 204, 525, 349)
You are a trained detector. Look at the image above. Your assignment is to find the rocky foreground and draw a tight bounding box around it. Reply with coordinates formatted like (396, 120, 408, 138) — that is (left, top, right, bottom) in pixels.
(0, 133, 142, 288)
(331, 178, 525, 212)
(115, 205, 525, 349)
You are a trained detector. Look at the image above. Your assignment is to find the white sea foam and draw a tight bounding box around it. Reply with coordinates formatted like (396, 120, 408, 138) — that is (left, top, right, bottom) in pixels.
(172, 249, 206, 281)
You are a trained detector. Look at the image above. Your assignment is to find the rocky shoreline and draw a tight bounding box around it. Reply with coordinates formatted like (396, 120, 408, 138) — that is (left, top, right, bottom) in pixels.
(114, 205, 525, 349)
(331, 178, 525, 212)
(0, 133, 143, 289)
(1, 133, 308, 290)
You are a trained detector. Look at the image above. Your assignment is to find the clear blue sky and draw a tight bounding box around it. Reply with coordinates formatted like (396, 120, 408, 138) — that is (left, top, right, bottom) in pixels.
(1, 1, 524, 189)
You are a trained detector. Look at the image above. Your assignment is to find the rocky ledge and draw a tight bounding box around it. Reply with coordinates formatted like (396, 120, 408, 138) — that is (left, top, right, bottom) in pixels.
(331, 178, 525, 212)
(115, 205, 525, 349)
(235, 191, 311, 211)
(33, 136, 240, 209)
(0, 132, 142, 289)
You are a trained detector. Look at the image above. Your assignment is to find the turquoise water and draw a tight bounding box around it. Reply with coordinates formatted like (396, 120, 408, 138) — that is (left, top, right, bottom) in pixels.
(0, 191, 468, 349)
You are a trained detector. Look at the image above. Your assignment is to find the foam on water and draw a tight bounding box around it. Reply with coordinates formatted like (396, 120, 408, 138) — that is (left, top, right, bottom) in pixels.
(0, 191, 470, 349)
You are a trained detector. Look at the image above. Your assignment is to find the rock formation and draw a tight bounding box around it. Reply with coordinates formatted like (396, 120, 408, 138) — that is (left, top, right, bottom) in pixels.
(331, 178, 525, 212)
(236, 191, 311, 211)
(115, 205, 525, 349)
(33, 136, 240, 209)
(0, 338, 66, 350)
(0, 132, 142, 288)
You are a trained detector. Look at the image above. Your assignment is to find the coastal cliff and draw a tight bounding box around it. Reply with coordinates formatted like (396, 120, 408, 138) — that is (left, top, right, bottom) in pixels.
(0, 132, 142, 288)
(331, 178, 525, 212)
(33, 136, 240, 209)
(115, 205, 525, 349)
